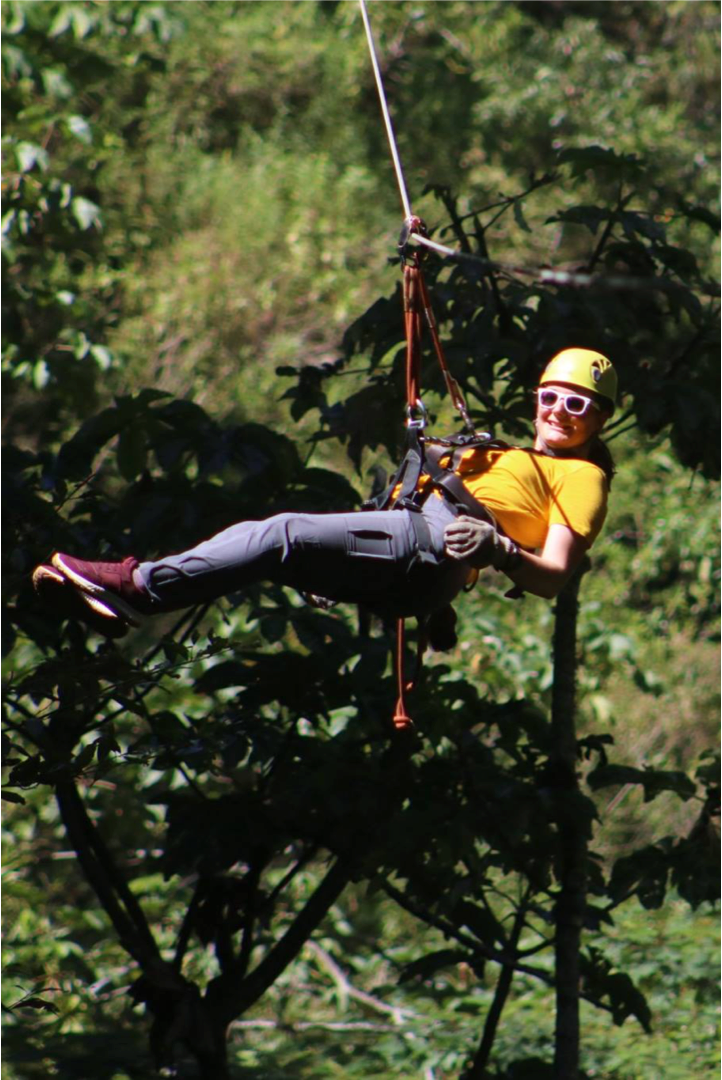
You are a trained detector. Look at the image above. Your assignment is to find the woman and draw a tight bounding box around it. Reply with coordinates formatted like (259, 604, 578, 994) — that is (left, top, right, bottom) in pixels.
(33, 349, 617, 636)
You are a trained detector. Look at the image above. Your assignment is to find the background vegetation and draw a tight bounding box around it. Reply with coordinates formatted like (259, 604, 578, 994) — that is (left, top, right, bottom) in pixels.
(2, 2, 719, 1078)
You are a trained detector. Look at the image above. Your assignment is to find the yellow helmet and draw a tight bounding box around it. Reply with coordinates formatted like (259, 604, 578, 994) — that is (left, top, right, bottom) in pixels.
(539, 348, 617, 410)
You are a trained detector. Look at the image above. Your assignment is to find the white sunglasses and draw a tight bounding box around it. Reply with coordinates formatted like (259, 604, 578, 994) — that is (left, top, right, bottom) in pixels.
(535, 388, 599, 417)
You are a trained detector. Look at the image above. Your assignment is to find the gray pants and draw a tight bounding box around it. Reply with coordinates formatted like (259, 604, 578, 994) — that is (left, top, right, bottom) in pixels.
(138, 496, 470, 619)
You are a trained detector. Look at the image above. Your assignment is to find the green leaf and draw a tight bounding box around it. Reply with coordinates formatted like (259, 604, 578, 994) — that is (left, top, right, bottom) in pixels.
(399, 949, 469, 983)
(71, 196, 102, 231)
(66, 115, 93, 145)
(609, 846, 670, 909)
(116, 425, 147, 481)
(4, 6, 26, 34)
(677, 200, 721, 233)
(56, 407, 124, 478)
(546, 205, 610, 236)
(89, 344, 113, 370)
(453, 900, 506, 945)
(73, 742, 98, 772)
(619, 210, 667, 244)
(71, 7, 94, 39)
(1, 208, 17, 240)
(513, 199, 532, 233)
(196, 661, 253, 693)
(15, 141, 49, 173)
(49, 7, 73, 37)
(587, 764, 696, 802)
(556, 144, 645, 179)
(96, 735, 121, 761)
(11, 995, 60, 1014)
(1, 790, 26, 805)
(581, 946, 652, 1031)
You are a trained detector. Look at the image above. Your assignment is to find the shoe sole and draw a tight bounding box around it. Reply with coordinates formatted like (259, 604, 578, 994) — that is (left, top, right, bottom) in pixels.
(51, 554, 145, 627)
(32, 565, 129, 639)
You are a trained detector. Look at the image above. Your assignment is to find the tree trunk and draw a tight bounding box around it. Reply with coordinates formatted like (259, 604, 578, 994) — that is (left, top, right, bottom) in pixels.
(193, 1034, 231, 1080)
(551, 567, 587, 1080)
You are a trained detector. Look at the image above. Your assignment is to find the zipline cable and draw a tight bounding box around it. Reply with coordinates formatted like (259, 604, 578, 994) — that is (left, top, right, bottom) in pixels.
(357, 2, 718, 299)
(358, 0, 413, 221)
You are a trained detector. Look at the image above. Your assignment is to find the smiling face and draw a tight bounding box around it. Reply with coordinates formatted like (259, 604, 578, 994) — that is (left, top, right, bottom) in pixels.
(534, 383, 610, 454)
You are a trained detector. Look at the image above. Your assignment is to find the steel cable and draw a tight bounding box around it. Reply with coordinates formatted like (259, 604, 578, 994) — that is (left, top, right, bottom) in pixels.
(357, 1, 718, 297)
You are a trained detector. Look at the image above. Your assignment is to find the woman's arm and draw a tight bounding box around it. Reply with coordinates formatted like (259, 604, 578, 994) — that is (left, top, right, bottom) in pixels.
(444, 518, 588, 600)
(502, 523, 588, 599)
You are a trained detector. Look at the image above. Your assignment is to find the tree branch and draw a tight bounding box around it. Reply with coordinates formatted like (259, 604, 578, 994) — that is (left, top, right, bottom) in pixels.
(66, 779, 160, 957)
(382, 880, 614, 1018)
(55, 781, 158, 967)
(234, 866, 261, 980)
(174, 878, 206, 970)
(306, 940, 418, 1024)
(265, 845, 318, 910)
(381, 878, 554, 988)
(464, 895, 530, 1079)
(586, 191, 635, 274)
(210, 853, 355, 1024)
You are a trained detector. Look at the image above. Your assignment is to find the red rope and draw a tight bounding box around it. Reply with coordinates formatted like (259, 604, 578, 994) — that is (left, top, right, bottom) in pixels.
(403, 263, 422, 410)
(416, 269, 471, 425)
(392, 258, 426, 733)
(392, 618, 415, 731)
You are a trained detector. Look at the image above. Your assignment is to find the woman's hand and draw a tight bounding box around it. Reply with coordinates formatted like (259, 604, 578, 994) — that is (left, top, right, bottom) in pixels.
(444, 516, 520, 570)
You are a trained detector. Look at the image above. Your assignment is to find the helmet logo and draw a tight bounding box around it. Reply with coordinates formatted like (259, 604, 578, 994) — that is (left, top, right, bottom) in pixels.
(592, 366, 602, 383)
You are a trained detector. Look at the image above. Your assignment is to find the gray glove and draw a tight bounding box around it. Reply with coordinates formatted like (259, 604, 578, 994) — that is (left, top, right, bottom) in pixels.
(444, 515, 522, 572)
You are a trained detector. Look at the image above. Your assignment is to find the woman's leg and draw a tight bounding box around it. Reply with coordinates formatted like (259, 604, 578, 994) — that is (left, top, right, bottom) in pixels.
(43, 498, 472, 627)
(138, 508, 422, 610)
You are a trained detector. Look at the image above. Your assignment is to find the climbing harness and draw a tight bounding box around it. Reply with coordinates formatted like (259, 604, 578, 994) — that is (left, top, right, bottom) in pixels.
(359, 0, 505, 731)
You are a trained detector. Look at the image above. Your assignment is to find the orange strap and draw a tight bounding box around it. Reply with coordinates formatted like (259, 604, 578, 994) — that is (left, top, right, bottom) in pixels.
(392, 225, 473, 733)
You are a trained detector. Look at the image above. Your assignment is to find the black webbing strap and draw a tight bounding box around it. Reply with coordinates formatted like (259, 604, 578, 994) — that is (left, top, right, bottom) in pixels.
(362, 427, 426, 513)
(367, 433, 509, 512)
(421, 443, 499, 526)
(404, 503, 437, 565)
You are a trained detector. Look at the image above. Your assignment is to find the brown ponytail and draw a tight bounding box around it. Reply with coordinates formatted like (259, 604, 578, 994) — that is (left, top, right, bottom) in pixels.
(586, 436, 616, 487)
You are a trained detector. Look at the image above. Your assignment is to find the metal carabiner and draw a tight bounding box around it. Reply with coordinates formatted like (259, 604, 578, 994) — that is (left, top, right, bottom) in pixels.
(398, 215, 428, 266)
(405, 398, 428, 430)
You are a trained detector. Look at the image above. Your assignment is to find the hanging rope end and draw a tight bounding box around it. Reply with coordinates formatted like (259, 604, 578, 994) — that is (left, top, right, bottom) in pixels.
(391, 704, 415, 733)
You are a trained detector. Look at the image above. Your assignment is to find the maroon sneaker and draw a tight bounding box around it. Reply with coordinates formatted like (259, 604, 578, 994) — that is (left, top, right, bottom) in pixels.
(32, 564, 130, 639)
(50, 553, 152, 626)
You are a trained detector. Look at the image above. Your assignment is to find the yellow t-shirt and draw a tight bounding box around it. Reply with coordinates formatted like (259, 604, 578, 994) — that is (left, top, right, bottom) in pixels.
(439, 447, 609, 551)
